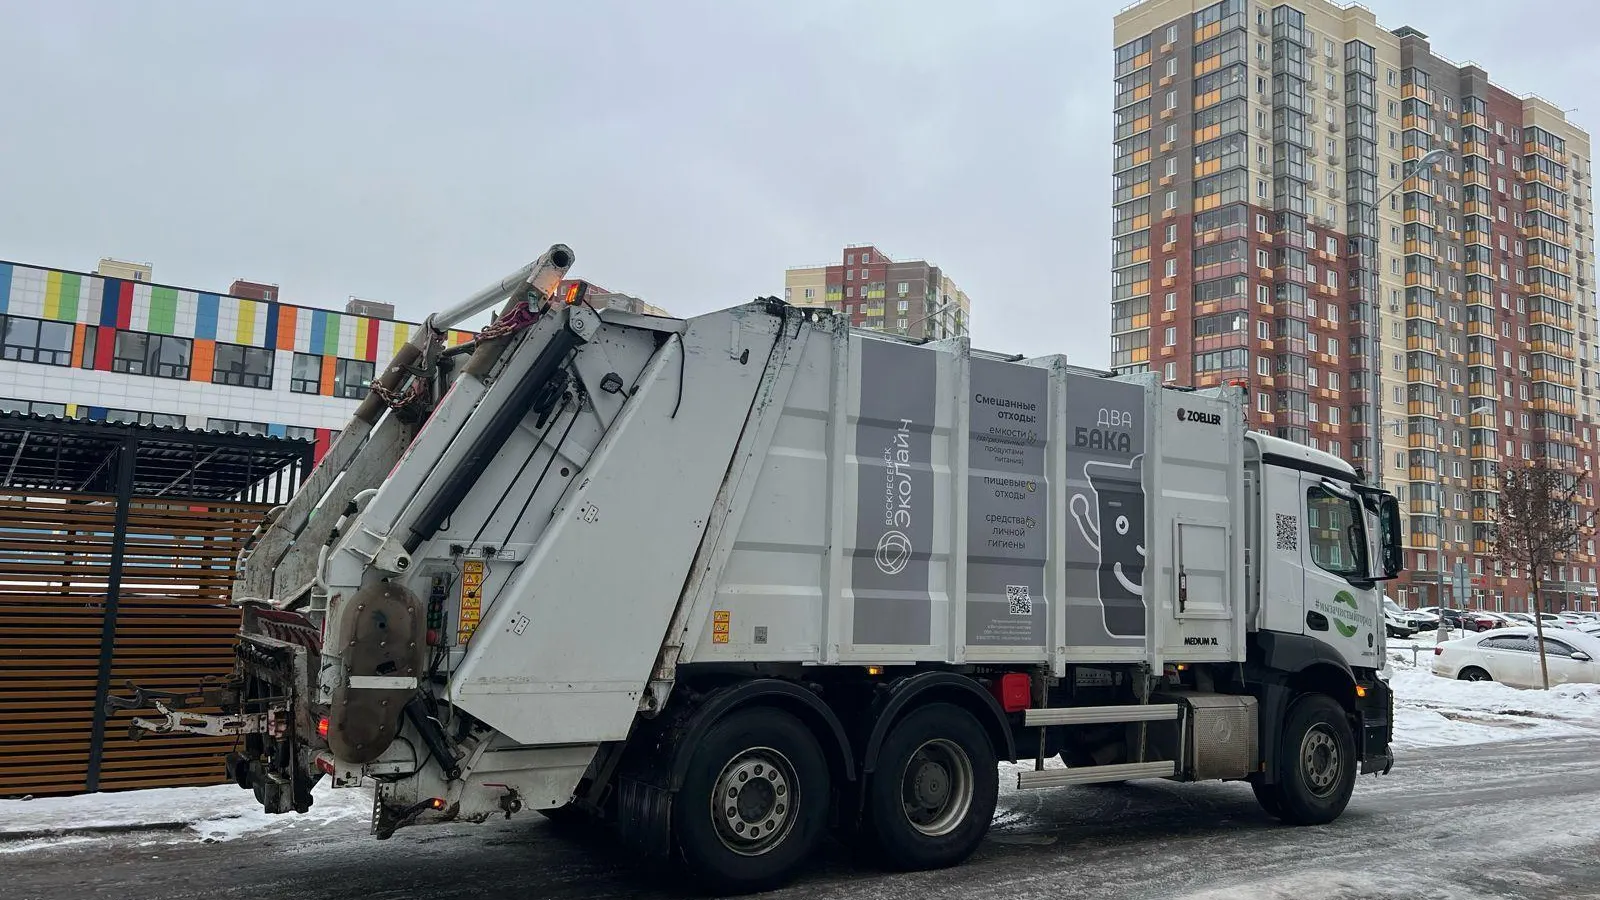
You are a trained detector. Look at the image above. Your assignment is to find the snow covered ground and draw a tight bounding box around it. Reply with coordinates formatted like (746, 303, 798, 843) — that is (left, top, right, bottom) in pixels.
(1387, 636, 1600, 749)
(4, 643, 1598, 855)
(0, 780, 371, 853)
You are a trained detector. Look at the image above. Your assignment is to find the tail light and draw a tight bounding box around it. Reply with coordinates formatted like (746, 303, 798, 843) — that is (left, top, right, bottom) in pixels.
(1434, 646, 1444, 655)
(317, 716, 330, 739)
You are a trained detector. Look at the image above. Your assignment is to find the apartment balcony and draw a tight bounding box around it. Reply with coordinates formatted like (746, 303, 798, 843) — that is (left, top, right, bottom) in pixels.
(1402, 83, 1429, 102)
(1463, 171, 1490, 189)
(1529, 309, 1576, 331)
(1465, 260, 1495, 277)
(1466, 290, 1494, 308)
(1407, 400, 1440, 418)
(1471, 507, 1496, 523)
(1409, 532, 1440, 550)
(1528, 339, 1573, 356)
(1524, 141, 1567, 165)
(1523, 224, 1563, 243)
(1532, 368, 1578, 387)
(1463, 200, 1493, 218)
(1408, 432, 1440, 450)
(1527, 196, 1567, 218)
(1472, 474, 1501, 491)
(1406, 335, 1439, 353)
(1528, 253, 1572, 276)
(1532, 397, 1579, 415)
(1469, 442, 1499, 459)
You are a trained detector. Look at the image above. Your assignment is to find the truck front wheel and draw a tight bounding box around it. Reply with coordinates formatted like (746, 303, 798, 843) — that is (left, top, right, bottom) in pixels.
(1256, 693, 1357, 826)
(864, 702, 998, 871)
(672, 706, 831, 894)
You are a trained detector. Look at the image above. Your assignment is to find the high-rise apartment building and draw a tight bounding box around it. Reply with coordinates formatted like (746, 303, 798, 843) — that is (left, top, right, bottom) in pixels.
(785, 244, 971, 340)
(1113, 0, 1599, 611)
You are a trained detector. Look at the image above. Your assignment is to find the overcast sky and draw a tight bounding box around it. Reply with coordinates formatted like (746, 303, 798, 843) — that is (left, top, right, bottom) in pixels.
(0, 1, 1589, 366)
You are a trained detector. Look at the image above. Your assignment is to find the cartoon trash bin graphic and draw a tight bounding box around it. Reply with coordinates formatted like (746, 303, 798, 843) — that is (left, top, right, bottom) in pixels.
(1069, 454, 1147, 638)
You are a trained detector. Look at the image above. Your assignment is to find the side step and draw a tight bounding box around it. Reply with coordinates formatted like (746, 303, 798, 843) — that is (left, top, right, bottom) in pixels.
(1022, 703, 1180, 727)
(1016, 760, 1177, 790)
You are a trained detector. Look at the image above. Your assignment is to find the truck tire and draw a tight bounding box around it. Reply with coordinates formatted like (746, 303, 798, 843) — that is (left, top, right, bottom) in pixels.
(672, 706, 830, 894)
(1259, 694, 1356, 826)
(864, 702, 998, 872)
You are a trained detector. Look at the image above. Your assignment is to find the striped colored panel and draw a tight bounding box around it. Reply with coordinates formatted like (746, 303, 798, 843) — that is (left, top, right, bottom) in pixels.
(267, 423, 287, 437)
(147, 287, 178, 335)
(195, 294, 219, 340)
(314, 429, 332, 461)
(309, 310, 327, 355)
(232, 299, 254, 345)
(263, 303, 280, 351)
(99, 280, 120, 327)
(447, 329, 473, 346)
(117, 282, 134, 329)
(86, 406, 107, 421)
(391, 321, 410, 356)
(190, 339, 215, 382)
(93, 327, 115, 370)
(319, 354, 337, 396)
(71, 324, 87, 368)
(276, 306, 298, 352)
(0, 262, 11, 314)
(44, 272, 62, 320)
(361, 318, 380, 361)
(65, 403, 77, 417)
(322, 312, 341, 357)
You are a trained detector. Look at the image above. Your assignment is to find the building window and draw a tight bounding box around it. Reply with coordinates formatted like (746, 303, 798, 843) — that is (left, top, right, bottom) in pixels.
(1164, 327, 1176, 347)
(212, 342, 275, 389)
(0, 397, 67, 417)
(804, 287, 815, 300)
(208, 417, 267, 435)
(896, 282, 909, 297)
(291, 352, 323, 394)
(1164, 258, 1177, 278)
(1165, 292, 1177, 312)
(113, 331, 193, 379)
(1163, 362, 1177, 382)
(0, 314, 73, 366)
(285, 425, 317, 442)
(105, 408, 185, 428)
(333, 358, 376, 400)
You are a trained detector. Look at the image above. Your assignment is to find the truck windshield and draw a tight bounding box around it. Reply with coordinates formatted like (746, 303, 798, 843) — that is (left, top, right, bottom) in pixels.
(1305, 486, 1366, 580)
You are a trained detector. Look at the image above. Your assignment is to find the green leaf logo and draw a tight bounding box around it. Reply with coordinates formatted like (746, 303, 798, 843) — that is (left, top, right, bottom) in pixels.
(1334, 590, 1359, 610)
(1335, 619, 1359, 638)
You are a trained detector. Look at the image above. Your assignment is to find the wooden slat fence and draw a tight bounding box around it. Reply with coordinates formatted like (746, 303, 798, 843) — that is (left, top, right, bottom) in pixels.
(0, 491, 271, 796)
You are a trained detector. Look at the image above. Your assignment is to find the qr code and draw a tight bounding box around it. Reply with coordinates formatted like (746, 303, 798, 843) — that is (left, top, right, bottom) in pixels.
(1275, 514, 1298, 552)
(1006, 585, 1033, 616)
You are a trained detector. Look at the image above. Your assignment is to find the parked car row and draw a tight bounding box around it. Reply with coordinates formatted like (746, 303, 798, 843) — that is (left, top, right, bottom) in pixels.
(1432, 624, 1600, 689)
(1383, 598, 1599, 638)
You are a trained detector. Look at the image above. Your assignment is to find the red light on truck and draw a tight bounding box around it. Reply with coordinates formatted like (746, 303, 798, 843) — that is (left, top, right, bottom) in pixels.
(429, 797, 446, 810)
(991, 673, 1032, 713)
(317, 717, 330, 739)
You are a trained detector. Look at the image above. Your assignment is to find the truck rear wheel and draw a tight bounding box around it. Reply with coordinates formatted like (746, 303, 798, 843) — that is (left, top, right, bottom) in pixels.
(1257, 694, 1356, 826)
(864, 702, 998, 872)
(672, 706, 830, 894)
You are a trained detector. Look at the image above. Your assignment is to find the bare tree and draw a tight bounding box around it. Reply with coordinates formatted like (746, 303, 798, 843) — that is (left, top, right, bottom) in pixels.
(1489, 460, 1596, 689)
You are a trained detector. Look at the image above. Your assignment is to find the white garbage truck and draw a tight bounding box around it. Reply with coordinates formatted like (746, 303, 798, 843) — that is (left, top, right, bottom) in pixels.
(120, 245, 1402, 892)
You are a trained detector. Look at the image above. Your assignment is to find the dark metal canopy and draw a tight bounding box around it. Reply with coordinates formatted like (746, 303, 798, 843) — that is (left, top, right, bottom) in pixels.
(0, 411, 314, 503)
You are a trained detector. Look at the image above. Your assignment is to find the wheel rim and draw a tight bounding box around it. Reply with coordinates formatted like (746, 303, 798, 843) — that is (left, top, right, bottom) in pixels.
(710, 747, 798, 857)
(899, 738, 975, 837)
(1299, 725, 1342, 799)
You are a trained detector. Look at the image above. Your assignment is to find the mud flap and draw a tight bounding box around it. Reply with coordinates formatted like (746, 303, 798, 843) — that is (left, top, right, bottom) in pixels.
(327, 580, 428, 764)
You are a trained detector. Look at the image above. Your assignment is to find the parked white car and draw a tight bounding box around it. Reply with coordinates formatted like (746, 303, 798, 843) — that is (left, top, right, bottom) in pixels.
(1433, 626, 1600, 688)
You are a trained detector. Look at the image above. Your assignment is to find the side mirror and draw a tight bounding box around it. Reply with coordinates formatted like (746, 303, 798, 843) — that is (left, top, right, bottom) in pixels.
(1573, 651, 1592, 662)
(1378, 494, 1403, 579)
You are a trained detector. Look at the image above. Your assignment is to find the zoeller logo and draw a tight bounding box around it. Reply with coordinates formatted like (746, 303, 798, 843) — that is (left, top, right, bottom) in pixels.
(1176, 407, 1222, 426)
(876, 418, 917, 576)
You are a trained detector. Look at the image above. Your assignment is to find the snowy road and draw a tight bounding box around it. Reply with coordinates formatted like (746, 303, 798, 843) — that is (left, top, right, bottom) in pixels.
(8, 735, 1600, 900)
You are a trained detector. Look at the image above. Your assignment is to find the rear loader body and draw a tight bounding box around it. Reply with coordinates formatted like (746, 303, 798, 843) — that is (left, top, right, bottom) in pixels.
(120, 244, 1402, 893)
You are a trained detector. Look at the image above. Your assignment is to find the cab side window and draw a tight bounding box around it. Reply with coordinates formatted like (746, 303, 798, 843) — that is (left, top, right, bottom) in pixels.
(1306, 486, 1363, 578)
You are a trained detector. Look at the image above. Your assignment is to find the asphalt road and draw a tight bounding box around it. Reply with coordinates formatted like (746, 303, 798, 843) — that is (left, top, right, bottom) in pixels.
(8, 736, 1600, 900)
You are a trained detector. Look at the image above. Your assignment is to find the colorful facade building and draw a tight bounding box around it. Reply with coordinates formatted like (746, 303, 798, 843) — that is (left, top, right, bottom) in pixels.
(0, 258, 477, 461)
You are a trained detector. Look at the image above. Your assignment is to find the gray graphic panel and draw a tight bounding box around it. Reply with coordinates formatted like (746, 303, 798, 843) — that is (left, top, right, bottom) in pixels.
(851, 339, 936, 645)
(1063, 376, 1148, 645)
(965, 359, 1048, 646)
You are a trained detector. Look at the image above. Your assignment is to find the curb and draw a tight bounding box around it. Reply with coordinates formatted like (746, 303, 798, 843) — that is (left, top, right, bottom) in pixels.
(0, 821, 191, 844)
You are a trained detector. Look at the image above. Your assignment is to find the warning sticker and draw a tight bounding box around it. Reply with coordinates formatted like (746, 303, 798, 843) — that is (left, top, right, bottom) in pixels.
(712, 609, 730, 644)
(458, 559, 485, 644)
